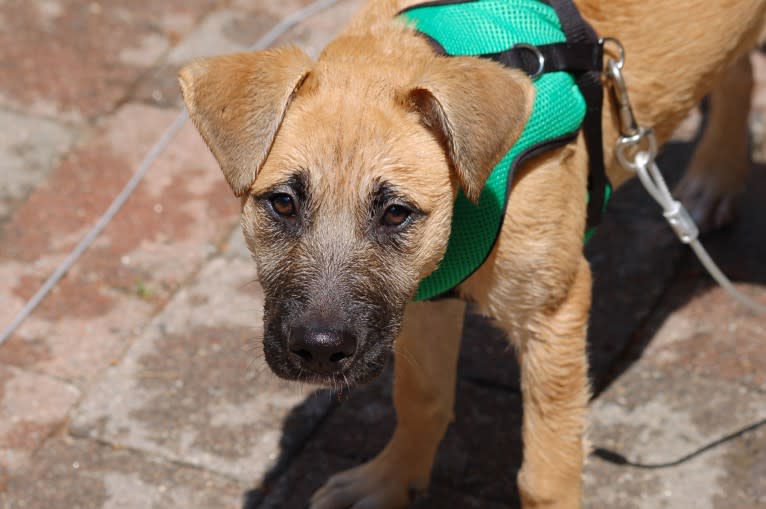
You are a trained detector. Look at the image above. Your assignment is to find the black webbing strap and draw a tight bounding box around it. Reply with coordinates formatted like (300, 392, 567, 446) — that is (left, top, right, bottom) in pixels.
(484, 42, 603, 76)
(545, 0, 609, 229)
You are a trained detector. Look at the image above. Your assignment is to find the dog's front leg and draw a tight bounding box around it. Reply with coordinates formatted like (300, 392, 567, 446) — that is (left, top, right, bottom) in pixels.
(311, 299, 465, 509)
(515, 257, 591, 509)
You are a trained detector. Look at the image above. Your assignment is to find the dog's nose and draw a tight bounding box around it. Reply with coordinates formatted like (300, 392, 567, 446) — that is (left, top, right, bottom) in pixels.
(288, 326, 357, 374)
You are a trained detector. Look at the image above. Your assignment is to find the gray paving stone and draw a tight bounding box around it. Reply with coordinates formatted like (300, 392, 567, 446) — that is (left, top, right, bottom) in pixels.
(5, 436, 245, 509)
(585, 368, 766, 509)
(0, 110, 77, 224)
(224, 226, 252, 261)
(134, 0, 366, 107)
(69, 256, 309, 483)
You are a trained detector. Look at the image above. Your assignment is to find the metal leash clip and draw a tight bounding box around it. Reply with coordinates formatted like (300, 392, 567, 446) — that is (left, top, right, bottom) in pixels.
(601, 38, 658, 172)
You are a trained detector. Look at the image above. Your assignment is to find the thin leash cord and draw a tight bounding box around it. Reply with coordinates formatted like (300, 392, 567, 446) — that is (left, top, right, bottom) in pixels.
(592, 416, 766, 469)
(0, 0, 341, 346)
(633, 150, 766, 315)
(688, 240, 766, 313)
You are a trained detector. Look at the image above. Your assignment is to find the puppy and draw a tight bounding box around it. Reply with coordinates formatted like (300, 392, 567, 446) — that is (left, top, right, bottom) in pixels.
(178, 1, 765, 507)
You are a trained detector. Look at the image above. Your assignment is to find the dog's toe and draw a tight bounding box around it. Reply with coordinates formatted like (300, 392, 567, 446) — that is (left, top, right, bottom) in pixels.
(310, 461, 424, 509)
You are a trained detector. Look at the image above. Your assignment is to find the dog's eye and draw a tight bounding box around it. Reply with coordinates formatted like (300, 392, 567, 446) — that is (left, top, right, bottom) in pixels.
(270, 193, 297, 217)
(382, 205, 411, 228)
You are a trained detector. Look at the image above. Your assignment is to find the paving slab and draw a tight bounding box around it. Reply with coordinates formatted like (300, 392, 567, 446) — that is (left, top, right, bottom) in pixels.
(585, 368, 766, 509)
(0, 364, 80, 480)
(0, 0, 218, 122)
(642, 284, 766, 390)
(70, 253, 311, 483)
(0, 103, 239, 382)
(4, 436, 245, 509)
(134, 0, 366, 107)
(0, 110, 77, 224)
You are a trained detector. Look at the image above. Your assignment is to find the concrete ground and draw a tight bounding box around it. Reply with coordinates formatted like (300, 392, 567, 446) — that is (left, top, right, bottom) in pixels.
(1, 1, 764, 508)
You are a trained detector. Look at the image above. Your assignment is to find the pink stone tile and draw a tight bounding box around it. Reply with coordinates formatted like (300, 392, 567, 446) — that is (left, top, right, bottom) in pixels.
(0, 103, 239, 302)
(0, 0, 218, 121)
(0, 110, 77, 223)
(0, 364, 80, 478)
(0, 261, 154, 382)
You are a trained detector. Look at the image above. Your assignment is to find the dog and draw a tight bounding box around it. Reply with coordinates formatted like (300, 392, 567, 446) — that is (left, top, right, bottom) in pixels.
(177, 1, 765, 507)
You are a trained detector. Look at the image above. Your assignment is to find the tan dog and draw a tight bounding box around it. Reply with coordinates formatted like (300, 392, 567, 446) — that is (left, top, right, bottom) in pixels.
(178, 1, 766, 507)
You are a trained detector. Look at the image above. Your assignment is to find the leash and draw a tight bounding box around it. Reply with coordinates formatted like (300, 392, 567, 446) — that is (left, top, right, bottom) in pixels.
(0, 0, 341, 347)
(603, 39, 766, 315)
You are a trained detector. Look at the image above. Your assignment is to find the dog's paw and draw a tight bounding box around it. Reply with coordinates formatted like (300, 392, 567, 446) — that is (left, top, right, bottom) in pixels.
(310, 457, 427, 509)
(674, 171, 742, 233)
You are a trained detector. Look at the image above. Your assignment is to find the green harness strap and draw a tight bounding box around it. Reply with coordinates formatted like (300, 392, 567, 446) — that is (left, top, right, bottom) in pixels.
(401, 0, 603, 301)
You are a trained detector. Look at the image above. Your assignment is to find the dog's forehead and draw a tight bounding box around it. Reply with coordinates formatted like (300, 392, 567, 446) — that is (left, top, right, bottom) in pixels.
(257, 89, 452, 207)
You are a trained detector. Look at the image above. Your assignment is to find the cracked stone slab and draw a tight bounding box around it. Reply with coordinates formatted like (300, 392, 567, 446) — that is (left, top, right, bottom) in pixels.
(4, 436, 245, 509)
(70, 255, 313, 482)
(0, 364, 80, 479)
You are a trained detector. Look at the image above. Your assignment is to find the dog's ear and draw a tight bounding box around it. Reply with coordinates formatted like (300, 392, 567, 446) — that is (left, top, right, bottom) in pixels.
(402, 57, 532, 202)
(178, 47, 313, 196)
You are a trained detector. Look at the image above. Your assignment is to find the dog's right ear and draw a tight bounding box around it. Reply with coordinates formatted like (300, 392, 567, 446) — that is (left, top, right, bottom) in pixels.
(401, 56, 532, 202)
(178, 47, 313, 196)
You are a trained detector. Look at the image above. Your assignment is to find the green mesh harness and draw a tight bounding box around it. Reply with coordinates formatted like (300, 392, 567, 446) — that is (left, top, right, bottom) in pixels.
(400, 0, 611, 301)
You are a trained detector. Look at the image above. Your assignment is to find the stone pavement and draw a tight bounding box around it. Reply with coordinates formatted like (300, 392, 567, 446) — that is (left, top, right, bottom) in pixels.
(0, 2, 764, 508)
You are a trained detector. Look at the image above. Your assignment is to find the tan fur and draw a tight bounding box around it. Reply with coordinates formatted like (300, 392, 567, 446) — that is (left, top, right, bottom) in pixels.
(179, 1, 766, 507)
(404, 57, 533, 201)
(179, 47, 313, 196)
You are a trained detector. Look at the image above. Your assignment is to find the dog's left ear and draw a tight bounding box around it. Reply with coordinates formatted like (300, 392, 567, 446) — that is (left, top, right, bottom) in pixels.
(402, 57, 533, 202)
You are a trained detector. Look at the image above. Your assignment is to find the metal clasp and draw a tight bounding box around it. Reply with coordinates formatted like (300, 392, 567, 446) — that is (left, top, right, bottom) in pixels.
(601, 37, 658, 172)
(514, 43, 545, 79)
(604, 58, 639, 139)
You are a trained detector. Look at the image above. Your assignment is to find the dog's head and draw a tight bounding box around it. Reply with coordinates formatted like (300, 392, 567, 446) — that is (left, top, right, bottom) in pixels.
(178, 38, 531, 386)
